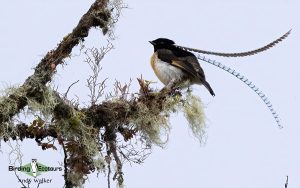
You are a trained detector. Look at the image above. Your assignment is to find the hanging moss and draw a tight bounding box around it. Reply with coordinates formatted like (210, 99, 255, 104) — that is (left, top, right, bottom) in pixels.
(182, 92, 206, 144)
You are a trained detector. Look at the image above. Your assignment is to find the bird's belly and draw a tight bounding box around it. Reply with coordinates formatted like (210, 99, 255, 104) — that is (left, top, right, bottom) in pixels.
(151, 57, 184, 86)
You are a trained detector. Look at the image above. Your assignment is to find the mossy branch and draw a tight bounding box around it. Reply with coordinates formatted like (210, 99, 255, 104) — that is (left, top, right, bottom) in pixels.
(0, 0, 111, 125)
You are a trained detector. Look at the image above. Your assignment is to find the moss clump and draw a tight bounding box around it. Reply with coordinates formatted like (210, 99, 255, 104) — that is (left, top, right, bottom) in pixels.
(67, 171, 85, 187)
(182, 92, 206, 144)
(93, 155, 106, 172)
(130, 101, 170, 147)
(0, 84, 58, 124)
(27, 86, 59, 120)
(129, 92, 206, 146)
(128, 91, 206, 146)
(129, 92, 187, 147)
(0, 85, 27, 124)
(0, 122, 17, 141)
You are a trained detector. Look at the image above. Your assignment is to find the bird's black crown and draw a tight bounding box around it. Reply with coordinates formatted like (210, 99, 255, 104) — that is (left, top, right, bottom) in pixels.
(149, 38, 175, 52)
(149, 38, 175, 46)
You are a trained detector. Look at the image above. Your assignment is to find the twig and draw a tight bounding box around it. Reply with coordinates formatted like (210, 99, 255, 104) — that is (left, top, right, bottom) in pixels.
(7, 140, 23, 165)
(14, 171, 28, 188)
(105, 144, 112, 188)
(285, 176, 288, 188)
(85, 46, 112, 105)
(107, 161, 111, 188)
(64, 80, 80, 98)
(61, 140, 71, 188)
(108, 140, 123, 185)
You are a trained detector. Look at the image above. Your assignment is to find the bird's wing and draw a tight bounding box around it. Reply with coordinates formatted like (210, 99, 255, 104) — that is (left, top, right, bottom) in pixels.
(157, 49, 215, 96)
(184, 55, 207, 80)
(157, 49, 198, 78)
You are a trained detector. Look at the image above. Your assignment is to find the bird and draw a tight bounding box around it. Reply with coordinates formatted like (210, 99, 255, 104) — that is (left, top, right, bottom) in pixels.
(149, 38, 215, 96)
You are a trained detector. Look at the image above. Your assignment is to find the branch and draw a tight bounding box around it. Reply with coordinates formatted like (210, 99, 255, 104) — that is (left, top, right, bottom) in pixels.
(285, 176, 288, 188)
(0, 0, 111, 125)
(108, 140, 124, 186)
(14, 170, 28, 188)
(64, 80, 80, 98)
(61, 137, 73, 188)
(2, 123, 57, 142)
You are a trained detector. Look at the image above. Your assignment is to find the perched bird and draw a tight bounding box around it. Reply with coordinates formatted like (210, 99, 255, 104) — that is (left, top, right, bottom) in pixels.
(149, 38, 215, 96)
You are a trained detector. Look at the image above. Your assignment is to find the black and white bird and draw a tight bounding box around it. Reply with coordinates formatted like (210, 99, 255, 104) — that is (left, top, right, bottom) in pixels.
(149, 38, 215, 96)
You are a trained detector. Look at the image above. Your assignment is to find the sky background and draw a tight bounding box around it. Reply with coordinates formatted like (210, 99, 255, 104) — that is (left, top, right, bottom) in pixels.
(0, 0, 299, 187)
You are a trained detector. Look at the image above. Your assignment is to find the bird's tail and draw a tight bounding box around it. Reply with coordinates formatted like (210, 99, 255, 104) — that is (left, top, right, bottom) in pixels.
(175, 30, 291, 57)
(197, 55, 282, 128)
(203, 80, 215, 96)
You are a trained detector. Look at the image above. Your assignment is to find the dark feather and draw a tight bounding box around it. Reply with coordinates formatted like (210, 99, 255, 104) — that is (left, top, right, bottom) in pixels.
(175, 30, 291, 57)
(156, 49, 198, 77)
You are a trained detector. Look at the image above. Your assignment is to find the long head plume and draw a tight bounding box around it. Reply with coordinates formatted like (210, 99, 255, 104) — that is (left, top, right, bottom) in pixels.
(196, 54, 282, 128)
(175, 30, 291, 57)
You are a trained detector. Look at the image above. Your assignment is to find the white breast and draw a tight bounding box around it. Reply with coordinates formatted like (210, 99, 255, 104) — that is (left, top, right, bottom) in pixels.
(152, 57, 184, 86)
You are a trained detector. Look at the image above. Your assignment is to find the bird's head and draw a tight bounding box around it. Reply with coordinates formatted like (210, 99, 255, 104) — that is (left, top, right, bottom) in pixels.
(149, 38, 175, 51)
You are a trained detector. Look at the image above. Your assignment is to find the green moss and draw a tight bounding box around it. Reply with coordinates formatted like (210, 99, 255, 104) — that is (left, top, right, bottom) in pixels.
(80, 125, 100, 159)
(26, 87, 59, 120)
(0, 122, 17, 141)
(128, 93, 183, 147)
(93, 155, 106, 172)
(129, 101, 170, 147)
(0, 86, 27, 122)
(68, 172, 84, 187)
(117, 181, 125, 188)
(57, 112, 103, 173)
(0, 84, 58, 124)
(128, 91, 206, 146)
(182, 92, 206, 144)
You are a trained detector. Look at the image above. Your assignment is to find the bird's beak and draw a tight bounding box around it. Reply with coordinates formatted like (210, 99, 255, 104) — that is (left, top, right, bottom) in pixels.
(149, 41, 155, 45)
